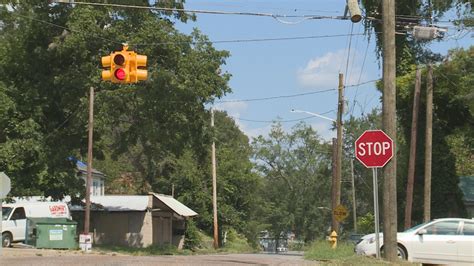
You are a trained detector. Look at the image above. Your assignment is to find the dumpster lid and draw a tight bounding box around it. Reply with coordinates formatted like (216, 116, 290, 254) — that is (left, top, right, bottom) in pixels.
(27, 217, 77, 225)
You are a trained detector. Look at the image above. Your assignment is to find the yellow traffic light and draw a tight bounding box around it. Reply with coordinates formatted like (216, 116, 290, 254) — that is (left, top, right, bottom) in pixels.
(101, 45, 147, 84)
(101, 55, 112, 81)
(130, 53, 147, 82)
(111, 52, 129, 83)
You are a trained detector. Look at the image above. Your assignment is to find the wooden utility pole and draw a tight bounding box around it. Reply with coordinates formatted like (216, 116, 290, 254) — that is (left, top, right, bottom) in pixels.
(331, 138, 338, 232)
(331, 73, 344, 234)
(382, 0, 398, 261)
(335, 73, 344, 230)
(211, 108, 219, 249)
(424, 65, 433, 222)
(350, 159, 357, 233)
(84, 86, 94, 235)
(404, 68, 421, 229)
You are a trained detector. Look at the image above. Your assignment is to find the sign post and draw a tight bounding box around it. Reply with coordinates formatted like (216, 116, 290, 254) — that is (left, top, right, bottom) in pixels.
(1, 172, 11, 253)
(355, 130, 394, 259)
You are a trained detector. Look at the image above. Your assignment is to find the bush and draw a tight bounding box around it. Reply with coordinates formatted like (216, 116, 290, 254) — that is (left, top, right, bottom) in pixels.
(184, 219, 202, 250)
(357, 213, 375, 235)
(221, 228, 254, 253)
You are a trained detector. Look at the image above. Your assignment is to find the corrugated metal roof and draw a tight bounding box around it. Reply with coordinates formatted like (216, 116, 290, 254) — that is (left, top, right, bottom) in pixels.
(91, 195, 148, 211)
(68, 194, 197, 217)
(152, 193, 198, 217)
(69, 195, 148, 212)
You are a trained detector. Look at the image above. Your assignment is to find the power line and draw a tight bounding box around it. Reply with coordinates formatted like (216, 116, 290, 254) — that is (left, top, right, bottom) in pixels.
(234, 109, 336, 123)
(10, 13, 380, 47)
(345, 79, 379, 88)
(344, 23, 355, 86)
(53, 1, 349, 22)
(350, 31, 372, 116)
(14, 13, 123, 45)
(215, 88, 335, 103)
(137, 33, 375, 46)
(237, 115, 315, 123)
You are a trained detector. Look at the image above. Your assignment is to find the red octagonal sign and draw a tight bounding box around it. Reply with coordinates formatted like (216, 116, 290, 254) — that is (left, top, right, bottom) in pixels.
(355, 130, 394, 168)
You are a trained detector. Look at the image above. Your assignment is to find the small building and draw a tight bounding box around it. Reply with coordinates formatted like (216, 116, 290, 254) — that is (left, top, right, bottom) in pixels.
(71, 193, 197, 248)
(75, 160, 105, 196)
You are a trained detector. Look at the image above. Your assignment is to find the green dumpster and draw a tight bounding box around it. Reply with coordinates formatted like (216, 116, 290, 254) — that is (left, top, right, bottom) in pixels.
(26, 217, 78, 249)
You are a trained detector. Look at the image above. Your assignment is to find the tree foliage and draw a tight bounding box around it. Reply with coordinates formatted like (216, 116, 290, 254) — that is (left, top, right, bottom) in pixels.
(361, 0, 471, 75)
(252, 122, 333, 241)
(396, 47, 473, 222)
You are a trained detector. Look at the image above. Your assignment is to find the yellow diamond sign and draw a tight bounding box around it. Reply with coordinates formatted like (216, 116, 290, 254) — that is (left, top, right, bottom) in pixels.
(333, 204, 348, 222)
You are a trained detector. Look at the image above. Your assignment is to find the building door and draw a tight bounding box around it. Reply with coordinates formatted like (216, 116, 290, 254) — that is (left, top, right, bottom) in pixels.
(153, 216, 171, 245)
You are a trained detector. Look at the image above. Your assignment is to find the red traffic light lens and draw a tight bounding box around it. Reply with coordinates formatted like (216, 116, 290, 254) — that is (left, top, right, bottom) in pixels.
(114, 54, 125, 65)
(114, 68, 126, 80)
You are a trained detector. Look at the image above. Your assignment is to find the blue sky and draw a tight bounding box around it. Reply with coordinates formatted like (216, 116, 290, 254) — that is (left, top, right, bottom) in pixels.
(175, 0, 472, 140)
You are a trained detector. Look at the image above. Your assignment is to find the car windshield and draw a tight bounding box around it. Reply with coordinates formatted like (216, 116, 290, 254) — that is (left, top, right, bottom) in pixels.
(404, 221, 431, 233)
(2, 207, 12, 220)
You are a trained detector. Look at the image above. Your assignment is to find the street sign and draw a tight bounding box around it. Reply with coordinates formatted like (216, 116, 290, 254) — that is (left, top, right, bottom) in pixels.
(355, 130, 394, 168)
(0, 172, 11, 198)
(354, 130, 392, 259)
(333, 204, 348, 222)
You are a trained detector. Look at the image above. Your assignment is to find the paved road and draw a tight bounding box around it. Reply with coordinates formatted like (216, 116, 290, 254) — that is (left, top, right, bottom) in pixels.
(1, 248, 318, 265)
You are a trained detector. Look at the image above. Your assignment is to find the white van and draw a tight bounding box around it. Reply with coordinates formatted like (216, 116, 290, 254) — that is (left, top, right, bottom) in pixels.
(2, 202, 71, 247)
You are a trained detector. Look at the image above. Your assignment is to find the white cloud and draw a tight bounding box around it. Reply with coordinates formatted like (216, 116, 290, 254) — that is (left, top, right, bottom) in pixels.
(297, 50, 364, 89)
(309, 122, 336, 141)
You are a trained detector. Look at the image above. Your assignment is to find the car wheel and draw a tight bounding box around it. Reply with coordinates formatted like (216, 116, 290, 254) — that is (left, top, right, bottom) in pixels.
(397, 245, 407, 260)
(2, 232, 12, 247)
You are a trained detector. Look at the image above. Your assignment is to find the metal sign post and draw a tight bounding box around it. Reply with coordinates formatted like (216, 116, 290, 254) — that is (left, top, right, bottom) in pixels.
(355, 130, 394, 260)
(1, 172, 12, 254)
(373, 168, 380, 259)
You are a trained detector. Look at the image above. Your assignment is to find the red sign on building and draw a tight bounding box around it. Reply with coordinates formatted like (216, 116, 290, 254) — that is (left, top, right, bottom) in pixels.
(355, 130, 394, 168)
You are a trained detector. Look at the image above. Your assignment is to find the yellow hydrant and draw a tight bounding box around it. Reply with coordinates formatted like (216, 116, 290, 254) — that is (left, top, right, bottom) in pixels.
(328, 230, 338, 249)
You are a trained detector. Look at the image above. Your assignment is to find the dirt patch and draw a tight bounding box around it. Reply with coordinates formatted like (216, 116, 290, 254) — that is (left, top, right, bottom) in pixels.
(1, 244, 125, 258)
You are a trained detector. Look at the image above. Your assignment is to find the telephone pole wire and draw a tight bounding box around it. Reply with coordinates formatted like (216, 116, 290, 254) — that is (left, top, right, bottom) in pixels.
(382, 0, 398, 261)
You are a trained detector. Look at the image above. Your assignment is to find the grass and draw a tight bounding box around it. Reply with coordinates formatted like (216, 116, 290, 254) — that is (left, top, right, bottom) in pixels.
(304, 240, 356, 261)
(95, 230, 256, 256)
(304, 241, 419, 265)
(95, 244, 193, 256)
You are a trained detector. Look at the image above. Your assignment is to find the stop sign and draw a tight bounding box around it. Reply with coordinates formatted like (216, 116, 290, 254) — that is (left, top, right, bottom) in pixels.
(355, 130, 394, 168)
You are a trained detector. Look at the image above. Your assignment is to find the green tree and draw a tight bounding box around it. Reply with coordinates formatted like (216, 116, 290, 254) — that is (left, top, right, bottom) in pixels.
(361, 0, 471, 75)
(252, 122, 333, 242)
(342, 109, 383, 231)
(396, 47, 473, 223)
(0, 1, 230, 203)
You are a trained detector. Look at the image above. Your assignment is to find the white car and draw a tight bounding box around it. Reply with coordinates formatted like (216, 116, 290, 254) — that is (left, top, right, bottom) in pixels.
(355, 218, 474, 265)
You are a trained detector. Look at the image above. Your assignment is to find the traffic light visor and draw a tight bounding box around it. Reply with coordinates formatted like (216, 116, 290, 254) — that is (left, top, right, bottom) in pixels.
(101, 55, 111, 68)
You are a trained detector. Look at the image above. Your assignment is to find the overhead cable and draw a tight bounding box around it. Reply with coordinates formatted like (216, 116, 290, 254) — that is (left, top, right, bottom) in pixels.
(215, 89, 335, 103)
(53, 1, 349, 22)
(10, 14, 381, 47)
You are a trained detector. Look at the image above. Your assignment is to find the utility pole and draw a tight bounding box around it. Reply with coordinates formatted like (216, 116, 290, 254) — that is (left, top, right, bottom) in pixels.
(331, 73, 344, 235)
(331, 138, 338, 233)
(382, 0, 398, 261)
(84, 86, 94, 235)
(211, 108, 219, 249)
(335, 72, 344, 231)
(424, 65, 433, 222)
(404, 68, 421, 229)
(350, 159, 357, 233)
